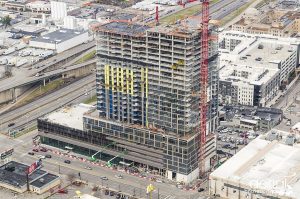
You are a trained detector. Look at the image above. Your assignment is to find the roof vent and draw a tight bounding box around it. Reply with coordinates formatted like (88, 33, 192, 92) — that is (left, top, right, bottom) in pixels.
(285, 135, 295, 146)
(267, 131, 278, 141)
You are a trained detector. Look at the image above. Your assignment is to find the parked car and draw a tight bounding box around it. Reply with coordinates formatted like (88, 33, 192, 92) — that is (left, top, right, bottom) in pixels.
(32, 149, 39, 152)
(8, 123, 15, 127)
(198, 188, 205, 192)
(45, 154, 52, 158)
(109, 191, 115, 196)
(115, 174, 123, 179)
(100, 176, 108, 180)
(64, 160, 71, 164)
(58, 189, 68, 194)
(222, 144, 230, 149)
(28, 152, 34, 155)
(38, 155, 46, 159)
(156, 179, 164, 183)
(84, 166, 92, 170)
(40, 148, 47, 152)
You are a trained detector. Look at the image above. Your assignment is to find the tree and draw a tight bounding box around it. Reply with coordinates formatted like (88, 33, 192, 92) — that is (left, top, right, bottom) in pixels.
(1, 15, 12, 29)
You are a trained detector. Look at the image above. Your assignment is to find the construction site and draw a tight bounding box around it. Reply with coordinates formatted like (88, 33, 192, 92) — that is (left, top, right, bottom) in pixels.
(38, 1, 219, 184)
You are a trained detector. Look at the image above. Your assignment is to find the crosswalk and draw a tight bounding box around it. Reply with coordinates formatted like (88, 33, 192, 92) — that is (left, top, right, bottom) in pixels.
(161, 196, 176, 199)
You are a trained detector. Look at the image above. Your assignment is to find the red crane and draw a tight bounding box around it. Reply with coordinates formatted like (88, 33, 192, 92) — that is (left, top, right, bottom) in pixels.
(199, 0, 209, 177)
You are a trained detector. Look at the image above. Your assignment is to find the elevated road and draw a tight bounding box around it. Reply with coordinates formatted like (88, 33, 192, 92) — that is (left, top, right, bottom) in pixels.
(0, 74, 96, 133)
(0, 42, 95, 93)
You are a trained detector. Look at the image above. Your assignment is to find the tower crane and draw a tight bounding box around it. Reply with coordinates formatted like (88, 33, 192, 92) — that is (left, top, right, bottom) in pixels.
(199, 0, 209, 178)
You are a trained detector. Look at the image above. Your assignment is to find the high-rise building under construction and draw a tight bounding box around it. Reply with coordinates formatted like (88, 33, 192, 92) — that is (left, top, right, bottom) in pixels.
(81, 21, 219, 182)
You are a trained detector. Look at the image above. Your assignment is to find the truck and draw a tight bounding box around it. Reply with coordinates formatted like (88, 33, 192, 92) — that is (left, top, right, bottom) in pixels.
(19, 49, 32, 57)
(3, 47, 16, 55)
(32, 49, 44, 56)
(15, 58, 28, 67)
(15, 43, 27, 51)
(39, 50, 54, 59)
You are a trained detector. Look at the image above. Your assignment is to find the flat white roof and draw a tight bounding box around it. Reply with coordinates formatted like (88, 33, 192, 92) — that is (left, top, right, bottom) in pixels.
(292, 122, 300, 131)
(42, 103, 94, 130)
(219, 63, 279, 85)
(210, 130, 300, 198)
(78, 194, 100, 199)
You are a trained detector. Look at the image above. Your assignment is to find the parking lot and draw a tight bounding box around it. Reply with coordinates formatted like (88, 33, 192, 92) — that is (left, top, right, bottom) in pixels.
(215, 126, 260, 163)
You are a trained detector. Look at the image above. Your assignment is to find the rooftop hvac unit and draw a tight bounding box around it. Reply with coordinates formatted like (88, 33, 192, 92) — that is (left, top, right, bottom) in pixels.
(267, 131, 278, 141)
(285, 135, 295, 146)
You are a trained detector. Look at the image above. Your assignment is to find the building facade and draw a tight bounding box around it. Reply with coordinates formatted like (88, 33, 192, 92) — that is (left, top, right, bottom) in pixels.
(38, 21, 219, 183)
(88, 22, 219, 182)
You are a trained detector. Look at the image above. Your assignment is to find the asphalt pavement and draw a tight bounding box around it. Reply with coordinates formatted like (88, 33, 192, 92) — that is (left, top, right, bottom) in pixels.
(2, 131, 204, 199)
(0, 42, 95, 93)
(0, 74, 96, 133)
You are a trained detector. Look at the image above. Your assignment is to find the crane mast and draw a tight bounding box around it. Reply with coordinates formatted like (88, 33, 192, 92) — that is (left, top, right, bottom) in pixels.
(199, 0, 209, 177)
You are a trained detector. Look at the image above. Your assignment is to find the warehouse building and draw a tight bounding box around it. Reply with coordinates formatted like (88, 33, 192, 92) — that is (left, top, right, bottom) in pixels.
(38, 21, 219, 183)
(29, 28, 89, 53)
(209, 128, 300, 199)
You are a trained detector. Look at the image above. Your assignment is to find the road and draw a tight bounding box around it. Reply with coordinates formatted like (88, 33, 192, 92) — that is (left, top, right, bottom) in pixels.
(273, 77, 300, 110)
(0, 42, 95, 93)
(0, 131, 205, 199)
(145, 0, 247, 24)
(0, 74, 96, 133)
(184, 0, 249, 27)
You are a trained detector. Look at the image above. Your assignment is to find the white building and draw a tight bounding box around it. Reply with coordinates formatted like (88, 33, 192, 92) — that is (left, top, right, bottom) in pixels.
(50, 1, 67, 21)
(63, 16, 77, 29)
(209, 127, 300, 199)
(29, 29, 89, 53)
(26, 1, 51, 13)
(219, 63, 280, 106)
(219, 31, 300, 106)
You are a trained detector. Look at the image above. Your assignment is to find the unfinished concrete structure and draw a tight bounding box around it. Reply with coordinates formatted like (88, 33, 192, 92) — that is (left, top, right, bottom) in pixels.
(38, 21, 219, 183)
(91, 21, 219, 182)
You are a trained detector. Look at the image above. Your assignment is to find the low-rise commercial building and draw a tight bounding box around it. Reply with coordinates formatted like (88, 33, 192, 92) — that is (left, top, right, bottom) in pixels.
(25, 1, 51, 13)
(29, 28, 89, 53)
(219, 105, 283, 131)
(0, 161, 60, 194)
(231, 8, 300, 37)
(209, 128, 300, 199)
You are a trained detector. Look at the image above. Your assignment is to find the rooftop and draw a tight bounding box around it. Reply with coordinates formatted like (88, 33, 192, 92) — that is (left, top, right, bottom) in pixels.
(30, 173, 59, 188)
(41, 103, 94, 130)
(210, 129, 300, 198)
(0, 161, 58, 188)
(221, 105, 283, 122)
(111, 13, 137, 21)
(219, 64, 279, 85)
(31, 28, 87, 44)
(239, 39, 297, 67)
(97, 21, 149, 37)
(11, 25, 46, 34)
